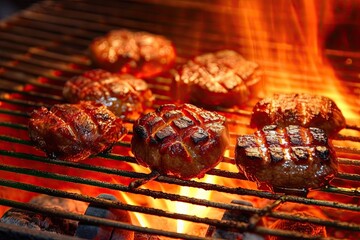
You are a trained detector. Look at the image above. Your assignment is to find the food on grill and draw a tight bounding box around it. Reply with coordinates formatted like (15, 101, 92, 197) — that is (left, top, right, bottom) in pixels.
(28, 101, 126, 162)
(250, 93, 346, 137)
(63, 69, 154, 119)
(90, 29, 176, 78)
(171, 50, 263, 108)
(268, 215, 327, 240)
(235, 125, 338, 192)
(1, 194, 88, 236)
(131, 103, 229, 179)
(75, 194, 133, 240)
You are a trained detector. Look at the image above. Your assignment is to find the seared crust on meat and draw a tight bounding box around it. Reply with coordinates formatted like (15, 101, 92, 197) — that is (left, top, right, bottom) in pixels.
(250, 93, 346, 137)
(28, 101, 127, 162)
(172, 50, 263, 108)
(131, 103, 229, 179)
(90, 29, 176, 78)
(235, 125, 338, 191)
(63, 69, 154, 119)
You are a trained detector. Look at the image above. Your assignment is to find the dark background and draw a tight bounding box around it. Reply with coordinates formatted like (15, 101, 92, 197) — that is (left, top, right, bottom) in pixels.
(0, 0, 39, 20)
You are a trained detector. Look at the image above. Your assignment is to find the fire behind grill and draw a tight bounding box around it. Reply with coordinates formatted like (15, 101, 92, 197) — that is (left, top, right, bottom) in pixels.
(0, 0, 359, 239)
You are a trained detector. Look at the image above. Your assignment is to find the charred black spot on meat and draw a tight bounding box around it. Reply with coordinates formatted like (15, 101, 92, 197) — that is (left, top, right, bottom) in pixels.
(265, 131, 281, 146)
(287, 125, 302, 146)
(134, 125, 148, 139)
(315, 146, 330, 161)
(269, 147, 284, 163)
(148, 116, 164, 133)
(155, 126, 176, 142)
(237, 135, 257, 148)
(191, 128, 209, 144)
(163, 110, 182, 122)
(173, 116, 194, 129)
(245, 147, 262, 160)
(310, 127, 328, 144)
(291, 147, 309, 161)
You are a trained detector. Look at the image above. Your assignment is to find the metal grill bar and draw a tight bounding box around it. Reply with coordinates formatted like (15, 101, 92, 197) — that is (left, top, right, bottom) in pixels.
(0, 0, 359, 239)
(0, 146, 359, 213)
(0, 181, 356, 239)
(0, 198, 214, 240)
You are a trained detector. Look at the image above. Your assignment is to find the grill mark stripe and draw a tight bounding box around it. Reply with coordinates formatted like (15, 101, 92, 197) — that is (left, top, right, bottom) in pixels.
(50, 105, 81, 144)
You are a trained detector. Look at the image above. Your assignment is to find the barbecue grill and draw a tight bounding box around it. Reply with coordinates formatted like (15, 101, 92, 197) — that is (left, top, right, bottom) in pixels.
(0, 0, 359, 239)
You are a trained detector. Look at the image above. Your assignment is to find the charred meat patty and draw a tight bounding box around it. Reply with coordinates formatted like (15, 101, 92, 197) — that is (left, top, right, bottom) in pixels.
(172, 50, 263, 108)
(90, 29, 176, 78)
(131, 103, 229, 179)
(28, 101, 127, 162)
(235, 125, 338, 192)
(250, 93, 346, 137)
(63, 69, 154, 119)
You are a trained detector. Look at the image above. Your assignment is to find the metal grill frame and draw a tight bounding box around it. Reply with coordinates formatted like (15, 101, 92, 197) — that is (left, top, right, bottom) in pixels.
(0, 0, 359, 239)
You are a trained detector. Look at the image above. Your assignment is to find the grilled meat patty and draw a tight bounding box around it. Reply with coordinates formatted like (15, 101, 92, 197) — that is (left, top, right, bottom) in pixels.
(131, 103, 229, 179)
(1, 194, 88, 236)
(63, 69, 154, 119)
(172, 50, 263, 108)
(235, 125, 338, 191)
(250, 93, 346, 137)
(28, 101, 126, 162)
(90, 29, 176, 78)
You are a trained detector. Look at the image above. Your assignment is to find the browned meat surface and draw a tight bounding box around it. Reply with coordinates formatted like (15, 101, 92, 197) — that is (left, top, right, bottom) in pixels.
(235, 125, 338, 192)
(63, 69, 154, 119)
(250, 93, 346, 137)
(172, 50, 263, 108)
(28, 101, 127, 162)
(90, 29, 176, 78)
(131, 103, 229, 179)
(1, 194, 88, 236)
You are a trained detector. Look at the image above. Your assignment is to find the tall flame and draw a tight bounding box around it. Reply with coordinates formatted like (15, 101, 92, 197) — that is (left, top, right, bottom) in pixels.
(223, 0, 357, 119)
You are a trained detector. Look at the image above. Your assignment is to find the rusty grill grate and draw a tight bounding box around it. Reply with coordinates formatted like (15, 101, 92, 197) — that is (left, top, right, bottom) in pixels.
(0, 0, 360, 239)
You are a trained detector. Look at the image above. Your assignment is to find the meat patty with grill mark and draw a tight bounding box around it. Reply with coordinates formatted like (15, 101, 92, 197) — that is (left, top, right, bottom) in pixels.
(131, 103, 229, 179)
(172, 50, 263, 108)
(250, 93, 346, 137)
(63, 69, 154, 119)
(90, 29, 176, 78)
(28, 101, 127, 162)
(235, 125, 338, 192)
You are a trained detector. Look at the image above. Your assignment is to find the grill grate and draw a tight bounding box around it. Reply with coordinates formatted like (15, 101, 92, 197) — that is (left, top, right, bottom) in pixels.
(0, 0, 360, 239)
